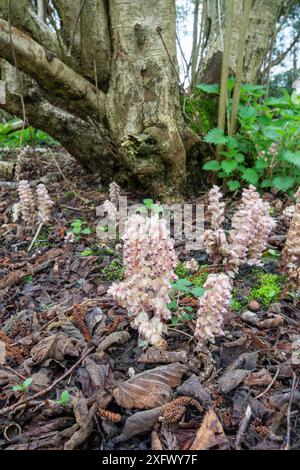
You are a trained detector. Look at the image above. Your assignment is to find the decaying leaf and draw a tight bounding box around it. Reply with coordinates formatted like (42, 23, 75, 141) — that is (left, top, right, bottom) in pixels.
(219, 351, 258, 394)
(112, 363, 187, 409)
(244, 368, 272, 387)
(138, 349, 188, 364)
(190, 408, 229, 450)
(57, 308, 84, 340)
(0, 340, 5, 364)
(116, 405, 168, 442)
(82, 356, 112, 407)
(31, 333, 82, 364)
(177, 374, 211, 406)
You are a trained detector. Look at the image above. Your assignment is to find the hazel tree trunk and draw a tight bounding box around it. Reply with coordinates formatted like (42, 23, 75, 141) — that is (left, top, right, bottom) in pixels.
(0, 0, 188, 200)
(197, 0, 284, 84)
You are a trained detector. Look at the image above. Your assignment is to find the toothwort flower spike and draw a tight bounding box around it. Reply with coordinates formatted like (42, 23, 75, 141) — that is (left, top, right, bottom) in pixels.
(280, 187, 300, 285)
(109, 181, 120, 206)
(203, 186, 228, 263)
(108, 213, 177, 348)
(194, 273, 232, 347)
(36, 183, 54, 224)
(17, 180, 36, 226)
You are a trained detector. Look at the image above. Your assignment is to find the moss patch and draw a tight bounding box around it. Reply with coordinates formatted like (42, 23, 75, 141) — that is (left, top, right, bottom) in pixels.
(248, 273, 284, 307)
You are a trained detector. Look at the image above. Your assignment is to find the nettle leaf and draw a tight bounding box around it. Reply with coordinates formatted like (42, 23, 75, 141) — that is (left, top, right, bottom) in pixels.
(221, 159, 238, 174)
(203, 160, 220, 171)
(239, 106, 257, 120)
(235, 153, 245, 163)
(255, 159, 268, 170)
(204, 128, 227, 145)
(261, 179, 272, 188)
(241, 168, 259, 185)
(226, 136, 238, 149)
(262, 126, 282, 140)
(228, 180, 241, 191)
(195, 83, 220, 94)
(240, 84, 265, 97)
(272, 176, 295, 192)
(280, 151, 300, 167)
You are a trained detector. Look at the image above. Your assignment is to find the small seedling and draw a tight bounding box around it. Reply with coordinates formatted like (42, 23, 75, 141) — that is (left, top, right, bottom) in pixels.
(55, 390, 70, 406)
(12, 377, 33, 393)
(70, 219, 91, 236)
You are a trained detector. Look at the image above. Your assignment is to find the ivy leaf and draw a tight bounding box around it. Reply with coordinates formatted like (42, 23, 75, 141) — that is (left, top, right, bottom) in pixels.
(221, 159, 238, 174)
(241, 168, 259, 185)
(227, 180, 241, 191)
(204, 128, 227, 145)
(272, 176, 295, 192)
(203, 160, 220, 171)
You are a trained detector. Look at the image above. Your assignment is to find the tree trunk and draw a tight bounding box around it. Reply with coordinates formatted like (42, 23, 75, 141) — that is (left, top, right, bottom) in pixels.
(197, 0, 284, 84)
(0, 0, 188, 201)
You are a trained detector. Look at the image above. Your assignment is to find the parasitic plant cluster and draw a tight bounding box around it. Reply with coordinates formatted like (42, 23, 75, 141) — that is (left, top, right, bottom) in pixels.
(108, 213, 177, 348)
(194, 273, 232, 347)
(17, 180, 54, 227)
(204, 185, 276, 274)
(109, 181, 121, 205)
(280, 188, 300, 285)
(36, 184, 54, 224)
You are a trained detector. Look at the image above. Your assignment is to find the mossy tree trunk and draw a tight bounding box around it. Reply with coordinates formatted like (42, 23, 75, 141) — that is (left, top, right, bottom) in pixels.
(0, 0, 188, 200)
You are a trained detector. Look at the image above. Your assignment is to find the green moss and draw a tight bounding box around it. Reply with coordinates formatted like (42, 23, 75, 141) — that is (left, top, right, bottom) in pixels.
(100, 260, 124, 281)
(191, 267, 209, 287)
(230, 298, 243, 312)
(175, 262, 189, 279)
(248, 273, 284, 307)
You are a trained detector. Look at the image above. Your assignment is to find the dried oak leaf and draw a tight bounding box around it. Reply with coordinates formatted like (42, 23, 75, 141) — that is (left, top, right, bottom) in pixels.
(190, 408, 229, 450)
(116, 405, 168, 442)
(31, 333, 82, 365)
(113, 363, 187, 410)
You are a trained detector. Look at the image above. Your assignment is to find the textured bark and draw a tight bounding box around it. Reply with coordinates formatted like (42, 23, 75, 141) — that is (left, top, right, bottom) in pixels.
(197, 0, 284, 84)
(106, 0, 186, 197)
(0, 0, 189, 200)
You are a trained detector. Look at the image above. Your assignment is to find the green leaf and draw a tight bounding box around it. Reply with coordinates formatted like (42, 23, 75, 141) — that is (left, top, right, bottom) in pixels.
(255, 159, 268, 170)
(221, 159, 238, 174)
(203, 160, 221, 171)
(143, 198, 154, 208)
(23, 378, 33, 388)
(280, 151, 300, 167)
(261, 179, 272, 188)
(172, 278, 193, 293)
(167, 300, 177, 310)
(81, 249, 93, 256)
(262, 126, 282, 140)
(60, 390, 70, 404)
(181, 312, 193, 321)
(235, 153, 245, 163)
(81, 228, 91, 235)
(151, 203, 163, 214)
(239, 106, 257, 120)
(195, 83, 220, 94)
(191, 286, 205, 297)
(272, 176, 295, 192)
(204, 128, 227, 145)
(241, 168, 259, 185)
(12, 385, 24, 392)
(227, 180, 241, 191)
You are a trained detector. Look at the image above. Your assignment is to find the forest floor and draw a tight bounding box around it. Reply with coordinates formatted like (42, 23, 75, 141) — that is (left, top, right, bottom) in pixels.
(0, 147, 299, 450)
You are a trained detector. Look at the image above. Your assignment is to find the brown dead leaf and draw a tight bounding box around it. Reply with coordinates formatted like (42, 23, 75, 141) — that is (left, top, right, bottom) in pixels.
(190, 408, 229, 450)
(113, 363, 187, 409)
(31, 333, 82, 364)
(0, 340, 5, 364)
(177, 374, 211, 406)
(244, 368, 272, 387)
(138, 349, 188, 364)
(116, 405, 168, 442)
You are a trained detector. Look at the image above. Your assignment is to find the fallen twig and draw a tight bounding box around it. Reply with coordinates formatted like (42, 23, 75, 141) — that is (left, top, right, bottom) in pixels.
(234, 405, 252, 450)
(256, 366, 280, 399)
(284, 373, 299, 450)
(0, 346, 94, 417)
